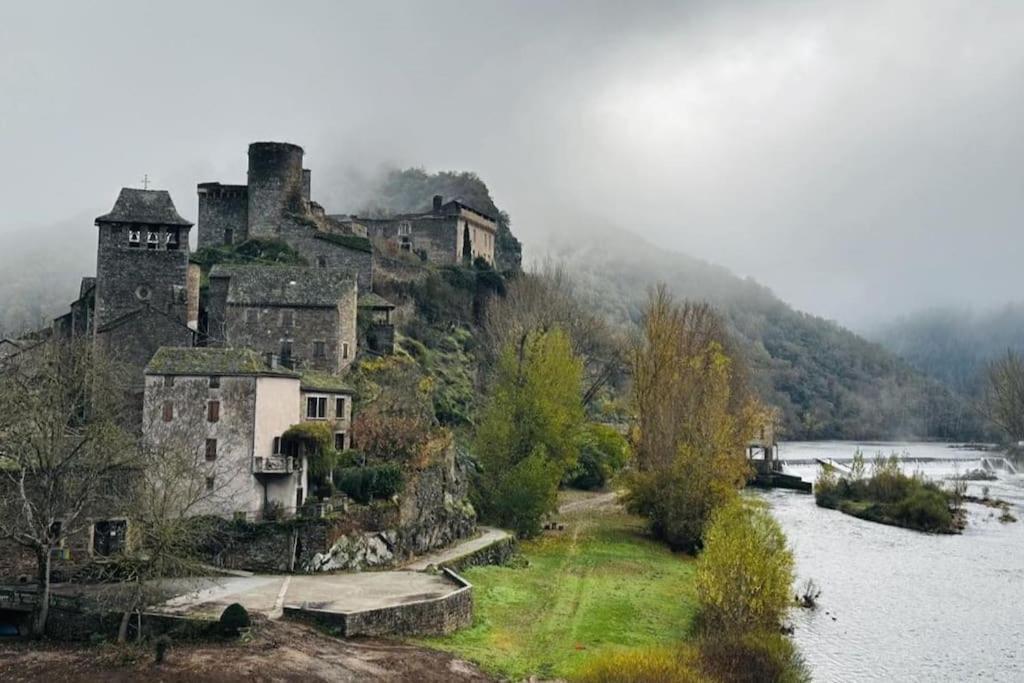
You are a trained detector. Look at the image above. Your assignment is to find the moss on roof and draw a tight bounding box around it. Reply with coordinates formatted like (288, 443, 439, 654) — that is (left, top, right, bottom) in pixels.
(300, 370, 354, 393)
(358, 292, 396, 309)
(209, 265, 355, 307)
(313, 232, 373, 254)
(145, 347, 300, 377)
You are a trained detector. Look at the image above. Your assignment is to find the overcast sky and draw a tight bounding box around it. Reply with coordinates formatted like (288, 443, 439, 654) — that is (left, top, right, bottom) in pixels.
(2, 1, 1021, 328)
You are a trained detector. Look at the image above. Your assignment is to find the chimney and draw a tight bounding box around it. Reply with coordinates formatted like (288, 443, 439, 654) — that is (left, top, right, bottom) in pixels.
(432, 195, 443, 213)
(265, 352, 280, 369)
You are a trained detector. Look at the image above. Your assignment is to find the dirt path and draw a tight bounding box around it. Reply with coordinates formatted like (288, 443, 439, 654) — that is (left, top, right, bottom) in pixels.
(0, 619, 491, 682)
(557, 490, 620, 515)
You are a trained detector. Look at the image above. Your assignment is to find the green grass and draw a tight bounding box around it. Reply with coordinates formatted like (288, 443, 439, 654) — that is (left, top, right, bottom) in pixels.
(417, 496, 698, 680)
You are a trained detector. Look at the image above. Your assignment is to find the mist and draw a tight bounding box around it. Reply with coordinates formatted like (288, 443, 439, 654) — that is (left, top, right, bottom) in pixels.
(2, 0, 1023, 329)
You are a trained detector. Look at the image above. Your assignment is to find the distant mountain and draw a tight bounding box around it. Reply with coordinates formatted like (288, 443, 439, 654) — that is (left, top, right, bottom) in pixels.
(545, 226, 982, 441)
(868, 306, 1024, 396)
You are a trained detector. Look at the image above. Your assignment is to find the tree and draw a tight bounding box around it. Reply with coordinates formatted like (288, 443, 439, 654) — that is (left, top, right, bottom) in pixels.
(981, 350, 1024, 442)
(482, 263, 625, 408)
(624, 287, 760, 551)
(0, 340, 136, 636)
(474, 329, 585, 536)
(695, 500, 794, 634)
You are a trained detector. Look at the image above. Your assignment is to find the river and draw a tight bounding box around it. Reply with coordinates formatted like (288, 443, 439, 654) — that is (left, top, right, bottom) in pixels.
(760, 441, 1024, 682)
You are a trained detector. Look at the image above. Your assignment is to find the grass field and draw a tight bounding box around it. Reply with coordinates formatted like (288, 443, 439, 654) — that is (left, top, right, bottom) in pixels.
(417, 492, 698, 680)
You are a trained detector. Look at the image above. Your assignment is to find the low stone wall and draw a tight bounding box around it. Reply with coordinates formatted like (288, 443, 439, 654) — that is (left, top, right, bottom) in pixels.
(283, 568, 472, 638)
(445, 536, 518, 572)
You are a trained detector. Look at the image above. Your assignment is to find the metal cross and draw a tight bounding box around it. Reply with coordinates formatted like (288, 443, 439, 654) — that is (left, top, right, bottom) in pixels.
(141, 174, 151, 190)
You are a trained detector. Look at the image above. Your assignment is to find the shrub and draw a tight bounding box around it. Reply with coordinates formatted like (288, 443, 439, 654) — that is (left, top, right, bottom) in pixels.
(695, 500, 794, 634)
(562, 423, 630, 491)
(477, 446, 561, 538)
(153, 634, 171, 664)
(893, 488, 952, 531)
(573, 646, 703, 683)
(219, 603, 250, 635)
(335, 465, 404, 504)
(698, 629, 809, 683)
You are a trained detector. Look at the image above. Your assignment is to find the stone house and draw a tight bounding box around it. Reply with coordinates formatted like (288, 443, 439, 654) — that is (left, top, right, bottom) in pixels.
(196, 142, 373, 290)
(206, 265, 358, 373)
(143, 347, 353, 520)
(349, 195, 498, 266)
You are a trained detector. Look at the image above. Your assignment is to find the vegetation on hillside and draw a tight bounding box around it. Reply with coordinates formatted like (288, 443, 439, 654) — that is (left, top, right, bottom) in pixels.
(555, 231, 977, 440)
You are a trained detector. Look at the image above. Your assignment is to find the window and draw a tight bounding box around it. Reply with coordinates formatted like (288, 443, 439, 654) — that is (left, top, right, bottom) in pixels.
(128, 229, 141, 247)
(335, 397, 346, 419)
(280, 340, 293, 364)
(165, 229, 179, 250)
(224, 228, 234, 245)
(245, 308, 259, 324)
(317, 256, 328, 268)
(205, 438, 218, 461)
(296, 488, 304, 508)
(163, 375, 175, 388)
(162, 401, 174, 422)
(146, 231, 159, 249)
(273, 436, 282, 455)
(49, 521, 64, 548)
(398, 223, 411, 236)
(334, 432, 346, 450)
(209, 376, 220, 389)
(342, 342, 350, 360)
(205, 476, 215, 492)
(306, 396, 327, 419)
(92, 520, 127, 557)
(207, 400, 220, 423)
(281, 310, 294, 327)
(313, 341, 326, 359)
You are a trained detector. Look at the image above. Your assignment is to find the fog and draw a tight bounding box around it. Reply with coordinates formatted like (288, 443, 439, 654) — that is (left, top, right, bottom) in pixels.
(2, 0, 1022, 329)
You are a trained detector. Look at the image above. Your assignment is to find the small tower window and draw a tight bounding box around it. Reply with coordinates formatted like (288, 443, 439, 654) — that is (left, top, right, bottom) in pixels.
(165, 229, 179, 250)
(207, 400, 220, 423)
(162, 401, 174, 422)
(128, 230, 141, 247)
(224, 228, 234, 245)
(146, 231, 159, 249)
(205, 439, 218, 461)
(313, 341, 326, 359)
(342, 342, 350, 360)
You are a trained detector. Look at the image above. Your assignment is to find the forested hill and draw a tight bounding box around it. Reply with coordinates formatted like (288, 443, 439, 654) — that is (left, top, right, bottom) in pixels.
(353, 168, 979, 441)
(547, 227, 981, 441)
(868, 306, 1024, 396)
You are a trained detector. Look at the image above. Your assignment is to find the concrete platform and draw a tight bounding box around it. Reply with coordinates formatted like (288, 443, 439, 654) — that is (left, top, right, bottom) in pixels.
(283, 571, 456, 612)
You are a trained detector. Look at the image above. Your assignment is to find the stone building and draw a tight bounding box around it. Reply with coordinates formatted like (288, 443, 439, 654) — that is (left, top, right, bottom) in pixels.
(346, 195, 498, 266)
(143, 347, 354, 520)
(197, 142, 373, 290)
(206, 265, 358, 373)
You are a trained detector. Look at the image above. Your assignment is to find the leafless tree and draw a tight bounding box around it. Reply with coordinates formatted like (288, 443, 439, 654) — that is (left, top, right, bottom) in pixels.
(981, 350, 1024, 443)
(0, 339, 136, 636)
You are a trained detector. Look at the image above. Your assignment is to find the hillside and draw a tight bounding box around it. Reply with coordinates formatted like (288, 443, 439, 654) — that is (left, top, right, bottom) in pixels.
(869, 306, 1024, 396)
(543, 227, 981, 441)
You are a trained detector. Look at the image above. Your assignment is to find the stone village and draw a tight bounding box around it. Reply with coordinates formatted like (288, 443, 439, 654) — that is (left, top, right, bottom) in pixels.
(0, 142, 513, 638)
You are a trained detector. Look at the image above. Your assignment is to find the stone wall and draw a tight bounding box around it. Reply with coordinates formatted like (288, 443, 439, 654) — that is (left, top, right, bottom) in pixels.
(294, 233, 373, 291)
(196, 183, 248, 249)
(283, 568, 472, 637)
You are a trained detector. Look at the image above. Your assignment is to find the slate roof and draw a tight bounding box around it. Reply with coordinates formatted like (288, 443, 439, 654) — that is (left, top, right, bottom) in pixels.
(95, 188, 193, 226)
(146, 347, 300, 378)
(313, 232, 373, 253)
(358, 292, 395, 309)
(209, 265, 356, 308)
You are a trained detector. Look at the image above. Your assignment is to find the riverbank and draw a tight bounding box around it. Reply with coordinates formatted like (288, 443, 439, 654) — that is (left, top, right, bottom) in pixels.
(416, 490, 699, 680)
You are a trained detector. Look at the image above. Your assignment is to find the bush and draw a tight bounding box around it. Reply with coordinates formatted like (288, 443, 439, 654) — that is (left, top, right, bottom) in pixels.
(695, 500, 794, 634)
(573, 646, 703, 683)
(219, 603, 250, 635)
(335, 465, 404, 504)
(892, 488, 952, 531)
(698, 629, 809, 683)
(478, 446, 561, 538)
(562, 423, 630, 491)
(153, 634, 171, 664)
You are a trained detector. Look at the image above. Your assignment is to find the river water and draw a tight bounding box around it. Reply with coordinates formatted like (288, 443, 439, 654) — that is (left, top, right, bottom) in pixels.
(759, 441, 1024, 682)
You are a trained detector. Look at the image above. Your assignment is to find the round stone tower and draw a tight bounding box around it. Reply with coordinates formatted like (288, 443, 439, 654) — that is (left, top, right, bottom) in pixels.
(246, 142, 305, 238)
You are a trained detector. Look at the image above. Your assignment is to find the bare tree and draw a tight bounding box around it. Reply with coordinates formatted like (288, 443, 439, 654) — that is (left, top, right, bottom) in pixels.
(981, 350, 1024, 442)
(0, 340, 136, 636)
(482, 261, 626, 406)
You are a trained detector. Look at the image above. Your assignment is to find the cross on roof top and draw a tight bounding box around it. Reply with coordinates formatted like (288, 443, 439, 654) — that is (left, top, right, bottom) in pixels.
(141, 174, 151, 190)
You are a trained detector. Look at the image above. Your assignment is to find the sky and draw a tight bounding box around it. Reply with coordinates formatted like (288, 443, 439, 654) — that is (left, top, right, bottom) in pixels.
(1, 0, 1022, 329)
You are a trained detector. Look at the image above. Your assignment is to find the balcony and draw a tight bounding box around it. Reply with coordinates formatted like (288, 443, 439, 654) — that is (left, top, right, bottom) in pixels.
(252, 455, 296, 475)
